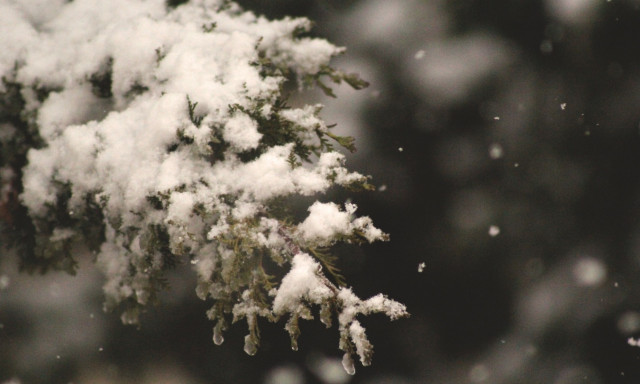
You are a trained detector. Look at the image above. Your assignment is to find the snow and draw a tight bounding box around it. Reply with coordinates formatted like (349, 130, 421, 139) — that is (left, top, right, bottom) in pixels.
(37, 84, 110, 140)
(253, 218, 286, 249)
(96, 238, 134, 306)
(207, 218, 230, 240)
(223, 113, 262, 151)
(297, 202, 353, 243)
(254, 16, 344, 75)
(297, 201, 385, 245)
(0, 3, 38, 92)
(361, 293, 408, 320)
(316, 152, 367, 186)
(21, 149, 58, 215)
(209, 145, 320, 200)
(11, 0, 363, 228)
(349, 320, 371, 365)
(3, 0, 67, 27)
(272, 253, 333, 315)
(285, 37, 344, 74)
(167, 192, 195, 222)
(279, 104, 326, 131)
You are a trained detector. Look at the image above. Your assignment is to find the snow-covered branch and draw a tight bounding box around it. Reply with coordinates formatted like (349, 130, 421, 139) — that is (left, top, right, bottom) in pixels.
(0, 0, 407, 373)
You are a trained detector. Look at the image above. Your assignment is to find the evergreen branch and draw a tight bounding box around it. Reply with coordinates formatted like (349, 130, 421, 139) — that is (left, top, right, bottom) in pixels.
(325, 130, 357, 153)
(308, 247, 347, 287)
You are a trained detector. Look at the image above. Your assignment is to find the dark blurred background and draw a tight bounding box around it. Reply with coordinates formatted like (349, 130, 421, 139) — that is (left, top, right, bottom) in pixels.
(3, 0, 640, 383)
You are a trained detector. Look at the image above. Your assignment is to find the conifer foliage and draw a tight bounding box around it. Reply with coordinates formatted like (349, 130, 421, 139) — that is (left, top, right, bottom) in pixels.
(0, 0, 407, 372)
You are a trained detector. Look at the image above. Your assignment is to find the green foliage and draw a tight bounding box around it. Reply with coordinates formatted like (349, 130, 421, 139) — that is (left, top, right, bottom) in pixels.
(166, 0, 190, 8)
(309, 246, 346, 287)
(202, 22, 217, 33)
(186, 95, 204, 127)
(303, 65, 370, 98)
(89, 58, 114, 99)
